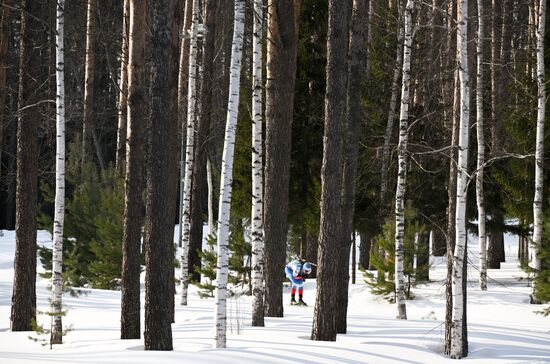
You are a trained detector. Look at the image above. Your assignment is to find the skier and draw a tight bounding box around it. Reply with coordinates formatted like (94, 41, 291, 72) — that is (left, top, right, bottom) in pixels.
(285, 259, 313, 306)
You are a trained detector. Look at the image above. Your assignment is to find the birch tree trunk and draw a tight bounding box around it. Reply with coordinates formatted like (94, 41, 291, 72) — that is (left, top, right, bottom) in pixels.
(380, 1, 403, 211)
(214, 0, 245, 348)
(449, 0, 470, 358)
(207, 156, 215, 235)
(120, 0, 146, 340)
(394, 0, 414, 321)
(476, 0, 488, 291)
(180, 0, 200, 307)
(311, 0, 350, 342)
(115, 0, 130, 174)
(51, 0, 66, 345)
(531, 0, 546, 278)
(81, 0, 97, 167)
(251, 0, 265, 328)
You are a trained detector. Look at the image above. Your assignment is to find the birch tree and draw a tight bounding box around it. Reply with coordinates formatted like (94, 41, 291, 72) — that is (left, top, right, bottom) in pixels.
(51, 0, 66, 345)
(251, 0, 265, 328)
(115, 0, 130, 174)
(476, 0, 487, 291)
(81, 0, 97, 167)
(448, 0, 470, 358)
(214, 0, 245, 349)
(180, 0, 200, 307)
(532, 0, 546, 282)
(394, 0, 414, 321)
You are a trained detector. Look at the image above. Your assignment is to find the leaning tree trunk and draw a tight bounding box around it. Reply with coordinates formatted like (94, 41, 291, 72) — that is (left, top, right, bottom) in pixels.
(51, 0, 66, 344)
(448, 0, 470, 358)
(144, 0, 178, 351)
(115, 0, 130, 174)
(336, 0, 368, 335)
(394, 0, 414, 321)
(311, 0, 350, 343)
(11, 0, 47, 332)
(476, 0, 488, 291)
(251, 0, 265, 328)
(120, 0, 146, 340)
(531, 0, 546, 283)
(263, 0, 299, 318)
(180, 0, 200, 307)
(81, 0, 97, 167)
(214, 0, 245, 349)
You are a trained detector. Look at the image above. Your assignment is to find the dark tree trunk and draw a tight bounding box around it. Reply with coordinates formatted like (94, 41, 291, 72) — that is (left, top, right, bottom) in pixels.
(431, 228, 447, 256)
(302, 231, 318, 278)
(11, 0, 48, 332)
(518, 234, 529, 265)
(311, 0, 351, 342)
(144, 0, 178, 351)
(81, 0, 97, 167)
(416, 229, 430, 282)
(120, 0, 147, 340)
(335, 0, 367, 335)
(487, 231, 503, 269)
(0, 0, 10, 181)
(359, 232, 371, 270)
(263, 0, 299, 318)
(189, 0, 217, 283)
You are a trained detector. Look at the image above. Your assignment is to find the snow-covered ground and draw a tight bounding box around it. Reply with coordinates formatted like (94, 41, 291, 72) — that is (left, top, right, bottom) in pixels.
(1, 230, 549, 363)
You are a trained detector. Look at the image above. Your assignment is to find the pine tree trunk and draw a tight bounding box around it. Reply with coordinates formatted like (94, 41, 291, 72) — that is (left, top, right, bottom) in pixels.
(416, 230, 430, 282)
(180, 0, 200, 307)
(51, 0, 66, 344)
(431, 229, 446, 256)
(359, 232, 371, 270)
(214, 0, 245, 349)
(531, 0, 545, 279)
(189, 0, 217, 285)
(476, 0, 487, 291)
(115, 0, 130, 174)
(336, 0, 368, 334)
(448, 0, 470, 357)
(251, 0, 265, 328)
(311, 0, 350, 342)
(81, 0, 97, 167)
(490, 0, 502, 155)
(263, 0, 299, 318)
(380, 1, 404, 212)
(10, 0, 47, 332)
(120, 0, 146, 340)
(0, 0, 10, 181)
(487, 232, 502, 269)
(394, 0, 414, 321)
(144, 0, 178, 351)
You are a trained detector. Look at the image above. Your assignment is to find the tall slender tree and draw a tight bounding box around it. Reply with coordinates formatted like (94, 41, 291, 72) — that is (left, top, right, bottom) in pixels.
(336, 0, 369, 334)
(532, 0, 546, 284)
(264, 0, 299, 318)
(214, 0, 245, 349)
(115, 0, 130, 174)
(394, 0, 414, 321)
(81, 0, 97, 167)
(251, 0, 265, 328)
(144, 0, 178, 351)
(180, 0, 200, 307)
(51, 0, 66, 344)
(448, 0, 470, 358)
(11, 0, 47, 332)
(120, 0, 147, 340)
(0, 0, 10, 178)
(476, 0, 488, 291)
(311, 0, 351, 342)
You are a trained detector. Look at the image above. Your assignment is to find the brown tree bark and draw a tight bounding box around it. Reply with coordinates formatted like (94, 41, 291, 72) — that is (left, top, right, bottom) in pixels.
(144, 0, 178, 351)
(0, 0, 10, 180)
(487, 231, 504, 269)
(312, 0, 351, 342)
(359, 232, 371, 270)
(120, 0, 147, 340)
(431, 228, 446, 256)
(11, 0, 48, 332)
(416, 229, 430, 282)
(189, 0, 217, 283)
(115, 0, 130, 174)
(263, 0, 300, 318)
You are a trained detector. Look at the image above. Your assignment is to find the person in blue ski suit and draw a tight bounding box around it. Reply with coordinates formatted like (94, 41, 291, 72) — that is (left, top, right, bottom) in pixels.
(285, 259, 313, 306)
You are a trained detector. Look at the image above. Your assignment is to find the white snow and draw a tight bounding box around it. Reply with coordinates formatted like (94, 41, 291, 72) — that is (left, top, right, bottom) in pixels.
(1, 230, 549, 363)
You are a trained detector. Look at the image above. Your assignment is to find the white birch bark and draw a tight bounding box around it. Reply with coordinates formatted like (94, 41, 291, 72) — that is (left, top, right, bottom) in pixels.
(180, 0, 200, 306)
(476, 0, 487, 291)
(214, 0, 245, 348)
(251, 0, 264, 327)
(206, 155, 215, 239)
(532, 0, 546, 276)
(51, 0, 66, 344)
(394, 0, 414, 321)
(115, 0, 129, 173)
(381, 2, 404, 209)
(450, 0, 470, 358)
